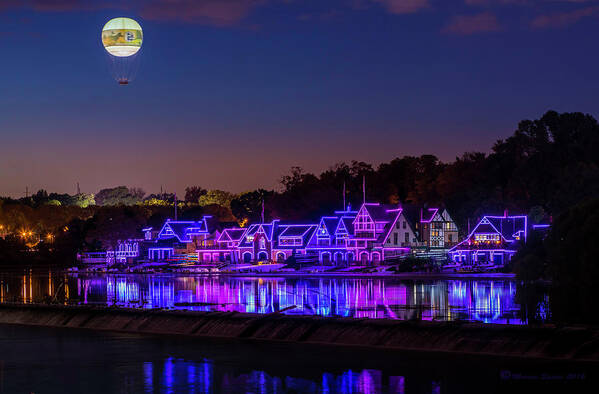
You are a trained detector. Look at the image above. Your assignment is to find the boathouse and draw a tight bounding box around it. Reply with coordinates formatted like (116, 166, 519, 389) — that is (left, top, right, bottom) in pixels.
(448, 215, 527, 266)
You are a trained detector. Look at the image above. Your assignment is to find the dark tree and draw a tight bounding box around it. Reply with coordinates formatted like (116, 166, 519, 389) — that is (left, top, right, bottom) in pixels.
(95, 186, 144, 206)
(546, 198, 599, 324)
(231, 190, 274, 223)
(185, 186, 207, 204)
(85, 206, 149, 251)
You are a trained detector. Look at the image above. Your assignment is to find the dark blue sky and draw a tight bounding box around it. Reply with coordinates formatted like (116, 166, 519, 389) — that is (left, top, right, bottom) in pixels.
(1, 0, 597, 197)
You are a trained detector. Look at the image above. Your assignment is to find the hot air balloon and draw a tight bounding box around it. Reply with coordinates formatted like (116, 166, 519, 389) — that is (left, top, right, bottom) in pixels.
(101, 17, 143, 85)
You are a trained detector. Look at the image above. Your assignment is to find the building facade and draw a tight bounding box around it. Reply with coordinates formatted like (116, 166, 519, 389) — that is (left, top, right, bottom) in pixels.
(305, 203, 459, 265)
(401, 206, 459, 257)
(236, 220, 317, 263)
(448, 215, 527, 266)
(114, 201, 460, 266)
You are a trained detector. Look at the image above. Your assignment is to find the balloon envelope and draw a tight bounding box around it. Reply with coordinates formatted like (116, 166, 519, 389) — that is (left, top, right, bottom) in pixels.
(102, 17, 143, 57)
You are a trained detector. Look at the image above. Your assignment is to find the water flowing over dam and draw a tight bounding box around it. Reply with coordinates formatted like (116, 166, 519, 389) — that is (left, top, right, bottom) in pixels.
(0, 303, 597, 363)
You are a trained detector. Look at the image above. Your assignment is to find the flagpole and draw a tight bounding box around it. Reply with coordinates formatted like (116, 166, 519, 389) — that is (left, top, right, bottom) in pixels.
(362, 175, 366, 205)
(343, 181, 346, 211)
(174, 193, 178, 221)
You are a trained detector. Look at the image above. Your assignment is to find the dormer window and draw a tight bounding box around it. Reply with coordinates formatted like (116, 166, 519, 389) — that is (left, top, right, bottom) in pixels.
(280, 237, 302, 246)
(474, 234, 500, 243)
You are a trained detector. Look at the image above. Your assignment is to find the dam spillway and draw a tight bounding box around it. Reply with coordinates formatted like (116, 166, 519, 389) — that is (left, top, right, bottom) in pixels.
(0, 303, 597, 364)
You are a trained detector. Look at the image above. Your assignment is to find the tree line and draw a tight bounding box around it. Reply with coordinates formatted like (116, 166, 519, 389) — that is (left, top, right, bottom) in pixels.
(2, 110, 598, 237)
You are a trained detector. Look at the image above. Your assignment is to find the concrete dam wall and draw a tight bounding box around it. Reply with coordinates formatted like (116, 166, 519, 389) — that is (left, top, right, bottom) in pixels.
(0, 304, 598, 363)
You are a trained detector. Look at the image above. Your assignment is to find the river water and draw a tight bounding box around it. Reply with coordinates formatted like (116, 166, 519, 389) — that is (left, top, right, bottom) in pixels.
(0, 271, 591, 393)
(0, 270, 550, 324)
(1, 323, 592, 393)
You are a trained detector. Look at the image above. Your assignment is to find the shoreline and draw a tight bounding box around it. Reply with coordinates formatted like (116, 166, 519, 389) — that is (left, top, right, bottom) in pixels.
(213, 271, 517, 280)
(69, 269, 517, 280)
(0, 264, 518, 281)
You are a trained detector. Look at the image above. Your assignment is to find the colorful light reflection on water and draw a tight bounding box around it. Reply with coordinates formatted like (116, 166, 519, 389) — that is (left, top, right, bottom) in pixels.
(0, 272, 550, 324)
(141, 357, 402, 393)
(1, 324, 436, 393)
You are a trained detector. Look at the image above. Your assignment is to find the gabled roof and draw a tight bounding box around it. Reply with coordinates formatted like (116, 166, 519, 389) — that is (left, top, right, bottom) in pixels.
(354, 203, 401, 243)
(449, 215, 527, 252)
(260, 222, 276, 241)
(238, 221, 279, 247)
(276, 224, 316, 249)
(486, 216, 527, 242)
(306, 210, 356, 247)
(279, 224, 314, 238)
(439, 209, 455, 224)
(361, 203, 398, 223)
(203, 216, 221, 234)
(470, 217, 506, 240)
(335, 217, 349, 235)
(218, 227, 247, 243)
(157, 220, 207, 243)
(472, 221, 500, 235)
(341, 217, 355, 235)
(421, 208, 439, 223)
(316, 217, 338, 238)
(375, 207, 405, 244)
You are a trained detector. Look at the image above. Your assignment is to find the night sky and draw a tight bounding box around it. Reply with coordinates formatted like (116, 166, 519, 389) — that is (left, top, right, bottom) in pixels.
(1, 0, 597, 197)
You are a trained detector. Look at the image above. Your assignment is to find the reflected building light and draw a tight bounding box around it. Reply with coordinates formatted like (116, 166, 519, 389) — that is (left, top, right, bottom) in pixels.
(143, 362, 153, 394)
(389, 376, 406, 394)
(358, 369, 382, 394)
(186, 364, 196, 389)
(200, 359, 213, 393)
(163, 357, 174, 393)
(64, 274, 532, 324)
